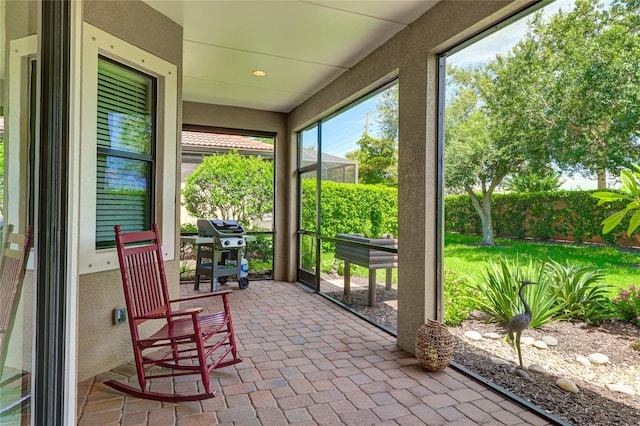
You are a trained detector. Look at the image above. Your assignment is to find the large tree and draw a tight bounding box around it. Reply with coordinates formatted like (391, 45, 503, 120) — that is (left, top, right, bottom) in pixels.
(445, 0, 640, 244)
(445, 64, 539, 245)
(508, 0, 640, 188)
(346, 134, 398, 186)
(346, 84, 399, 186)
(374, 84, 399, 143)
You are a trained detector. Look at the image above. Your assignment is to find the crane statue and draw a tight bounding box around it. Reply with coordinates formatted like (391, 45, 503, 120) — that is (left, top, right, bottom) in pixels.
(505, 280, 538, 368)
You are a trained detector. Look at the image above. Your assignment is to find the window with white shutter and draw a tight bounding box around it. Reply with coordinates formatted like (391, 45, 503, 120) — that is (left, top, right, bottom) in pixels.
(96, 56, 156, 248)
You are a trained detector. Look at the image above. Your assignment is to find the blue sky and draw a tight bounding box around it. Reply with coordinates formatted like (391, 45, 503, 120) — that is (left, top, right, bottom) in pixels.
(448, 0, 574, 68)
(310, 92, 385, 158)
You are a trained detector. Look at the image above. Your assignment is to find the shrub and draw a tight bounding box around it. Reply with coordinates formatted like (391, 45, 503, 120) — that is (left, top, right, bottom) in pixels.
(179, 222, 198, 263)
(321, 259, 335, 274)
(611, 285, 640, 327)
(301, 179, 398, 250)
(443, 270, 475, 326)
(180, 222, 197, 233)
(545, 259, 612, 323)
(503, 170, 562, 193)
(445, 190, 627, 244)
(182, 151, 273, 228)
(179, 260, 195, 280)
(245, 233, 273, 266)
(468, 257, 560, 328)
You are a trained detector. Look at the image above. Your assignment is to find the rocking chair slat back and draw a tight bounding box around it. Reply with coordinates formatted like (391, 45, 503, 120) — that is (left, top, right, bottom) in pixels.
(115, 225, 170, 323)
(0, 225, 33, 378)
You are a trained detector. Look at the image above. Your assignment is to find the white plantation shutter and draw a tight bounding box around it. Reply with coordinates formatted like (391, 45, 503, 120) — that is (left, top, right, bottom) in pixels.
(96, 57, 156, 247)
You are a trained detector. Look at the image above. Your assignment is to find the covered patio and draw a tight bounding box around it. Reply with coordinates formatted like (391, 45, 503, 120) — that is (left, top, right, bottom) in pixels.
(1, 1, 570, 423)
(76, 281, 551, 425)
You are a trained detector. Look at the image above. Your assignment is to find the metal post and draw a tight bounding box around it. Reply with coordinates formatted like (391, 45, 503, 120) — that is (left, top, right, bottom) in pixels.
(35, 0, 70, 424)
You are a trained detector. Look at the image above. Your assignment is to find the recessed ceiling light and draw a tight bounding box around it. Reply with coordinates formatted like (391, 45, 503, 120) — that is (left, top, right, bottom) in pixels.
(252, 70, 267, 77)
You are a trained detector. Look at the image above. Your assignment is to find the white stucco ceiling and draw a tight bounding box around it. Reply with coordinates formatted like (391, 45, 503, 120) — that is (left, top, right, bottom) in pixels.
(143, 1, 439, 113)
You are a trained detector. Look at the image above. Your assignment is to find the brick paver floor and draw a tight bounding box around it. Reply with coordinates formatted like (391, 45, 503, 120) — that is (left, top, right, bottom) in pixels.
(76, 280, 552, 425)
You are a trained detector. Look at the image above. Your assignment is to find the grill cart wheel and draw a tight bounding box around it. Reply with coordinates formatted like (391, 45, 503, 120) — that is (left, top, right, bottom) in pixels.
(217, 276, 228, 285)
(238, 277, 249, 290)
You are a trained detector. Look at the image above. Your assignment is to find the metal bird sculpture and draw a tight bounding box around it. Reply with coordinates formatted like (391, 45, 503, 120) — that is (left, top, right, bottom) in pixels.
(505, 280, 537, 368)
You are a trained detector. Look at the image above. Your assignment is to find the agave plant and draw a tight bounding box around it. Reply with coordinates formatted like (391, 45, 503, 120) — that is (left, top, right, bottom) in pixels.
(545, 259, 612, 323)
(469, 257, 561, 328)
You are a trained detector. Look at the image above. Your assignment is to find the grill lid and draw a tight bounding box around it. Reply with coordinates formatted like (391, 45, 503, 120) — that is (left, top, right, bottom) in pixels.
(198, 219, 245, 237)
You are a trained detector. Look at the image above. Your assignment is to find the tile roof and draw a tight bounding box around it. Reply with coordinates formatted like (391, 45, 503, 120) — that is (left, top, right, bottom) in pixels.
(0, 120, 273, 152)
(182, 131, 273, 151)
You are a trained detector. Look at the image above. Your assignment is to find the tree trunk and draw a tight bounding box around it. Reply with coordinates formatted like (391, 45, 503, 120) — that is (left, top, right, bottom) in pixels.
(467, 188, 495, 245)
(480, 193, 494, 245)
(479, 214, 494, 245)
(597, 169, 607, 189)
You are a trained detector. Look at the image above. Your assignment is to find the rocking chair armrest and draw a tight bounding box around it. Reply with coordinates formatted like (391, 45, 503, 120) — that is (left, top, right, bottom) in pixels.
(170, 289, 233, 304)
(136, 307, 203, 320)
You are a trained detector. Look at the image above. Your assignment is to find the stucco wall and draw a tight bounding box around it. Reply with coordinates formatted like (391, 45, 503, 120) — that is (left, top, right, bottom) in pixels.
(182, 102, 293, 282)
(288, 0, 536, 353)
(77, 261, 180, 380)
(77, 0, 183, 381)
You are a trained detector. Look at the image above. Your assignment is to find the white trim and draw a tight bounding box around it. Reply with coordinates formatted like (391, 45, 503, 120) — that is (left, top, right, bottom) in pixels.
(79, 23, 177, 274)
(6, 35, 37, 233)
(6, 35, 36, 274)
(64, 1, 83, 423)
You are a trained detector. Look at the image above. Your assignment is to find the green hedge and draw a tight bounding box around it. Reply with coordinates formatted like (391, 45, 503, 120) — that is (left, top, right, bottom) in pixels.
(301, 179, 398, 244)
(445, 190, 630, 244)
(300, 181, 631, 247)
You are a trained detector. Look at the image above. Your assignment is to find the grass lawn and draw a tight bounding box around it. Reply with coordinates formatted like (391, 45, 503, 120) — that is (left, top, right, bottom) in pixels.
(444, 233, 640, 296)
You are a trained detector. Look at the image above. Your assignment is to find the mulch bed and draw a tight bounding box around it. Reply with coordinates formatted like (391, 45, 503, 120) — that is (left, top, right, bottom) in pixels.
(325, 286, 640, 426)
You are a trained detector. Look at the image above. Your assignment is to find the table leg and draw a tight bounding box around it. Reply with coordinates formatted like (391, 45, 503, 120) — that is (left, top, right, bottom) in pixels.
(369, 269, 377, 307)
(344, 262, 351, 296)
(385, 268, 392, 290)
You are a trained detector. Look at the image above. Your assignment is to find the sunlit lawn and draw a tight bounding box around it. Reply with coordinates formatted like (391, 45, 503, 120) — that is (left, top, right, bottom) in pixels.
(444, 233, 640, 296)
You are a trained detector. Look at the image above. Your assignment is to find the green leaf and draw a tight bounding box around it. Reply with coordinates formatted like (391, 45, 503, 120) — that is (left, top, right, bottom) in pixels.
(601, 208, 629, 234)
(592, 191, 629, 205)
(628, 210, 640, 236)
(620, 170, 639, 197)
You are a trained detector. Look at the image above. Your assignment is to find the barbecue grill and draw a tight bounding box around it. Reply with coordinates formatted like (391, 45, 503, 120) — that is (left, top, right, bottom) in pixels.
(194, 219, 249, 291)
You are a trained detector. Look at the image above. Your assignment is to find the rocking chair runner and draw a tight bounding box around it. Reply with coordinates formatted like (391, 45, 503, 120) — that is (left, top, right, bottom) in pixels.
(105, 224, 242, 402)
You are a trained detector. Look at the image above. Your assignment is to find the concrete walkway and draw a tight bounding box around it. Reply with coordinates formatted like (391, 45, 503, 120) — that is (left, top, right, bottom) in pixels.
(76, 280, 551, 425)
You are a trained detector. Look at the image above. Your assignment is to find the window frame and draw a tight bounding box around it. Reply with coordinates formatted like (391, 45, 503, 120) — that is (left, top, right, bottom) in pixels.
(95, 55, 157, 249)
(79, 23, 177, 274)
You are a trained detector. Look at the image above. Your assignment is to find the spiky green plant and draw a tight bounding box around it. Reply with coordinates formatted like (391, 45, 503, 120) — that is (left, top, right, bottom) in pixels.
(468, 257, 561, 328)
(545, 259, 612, 323)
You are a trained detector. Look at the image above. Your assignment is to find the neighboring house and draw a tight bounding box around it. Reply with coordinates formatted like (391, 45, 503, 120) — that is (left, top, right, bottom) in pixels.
(181, 131, 274, 183)
(300, 148, 359, 184)
(182, 130, 357, 184)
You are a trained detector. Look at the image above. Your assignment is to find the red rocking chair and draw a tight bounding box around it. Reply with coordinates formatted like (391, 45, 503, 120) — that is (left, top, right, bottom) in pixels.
(105, 224, 242, 402)
(0, 225, 33, 415)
